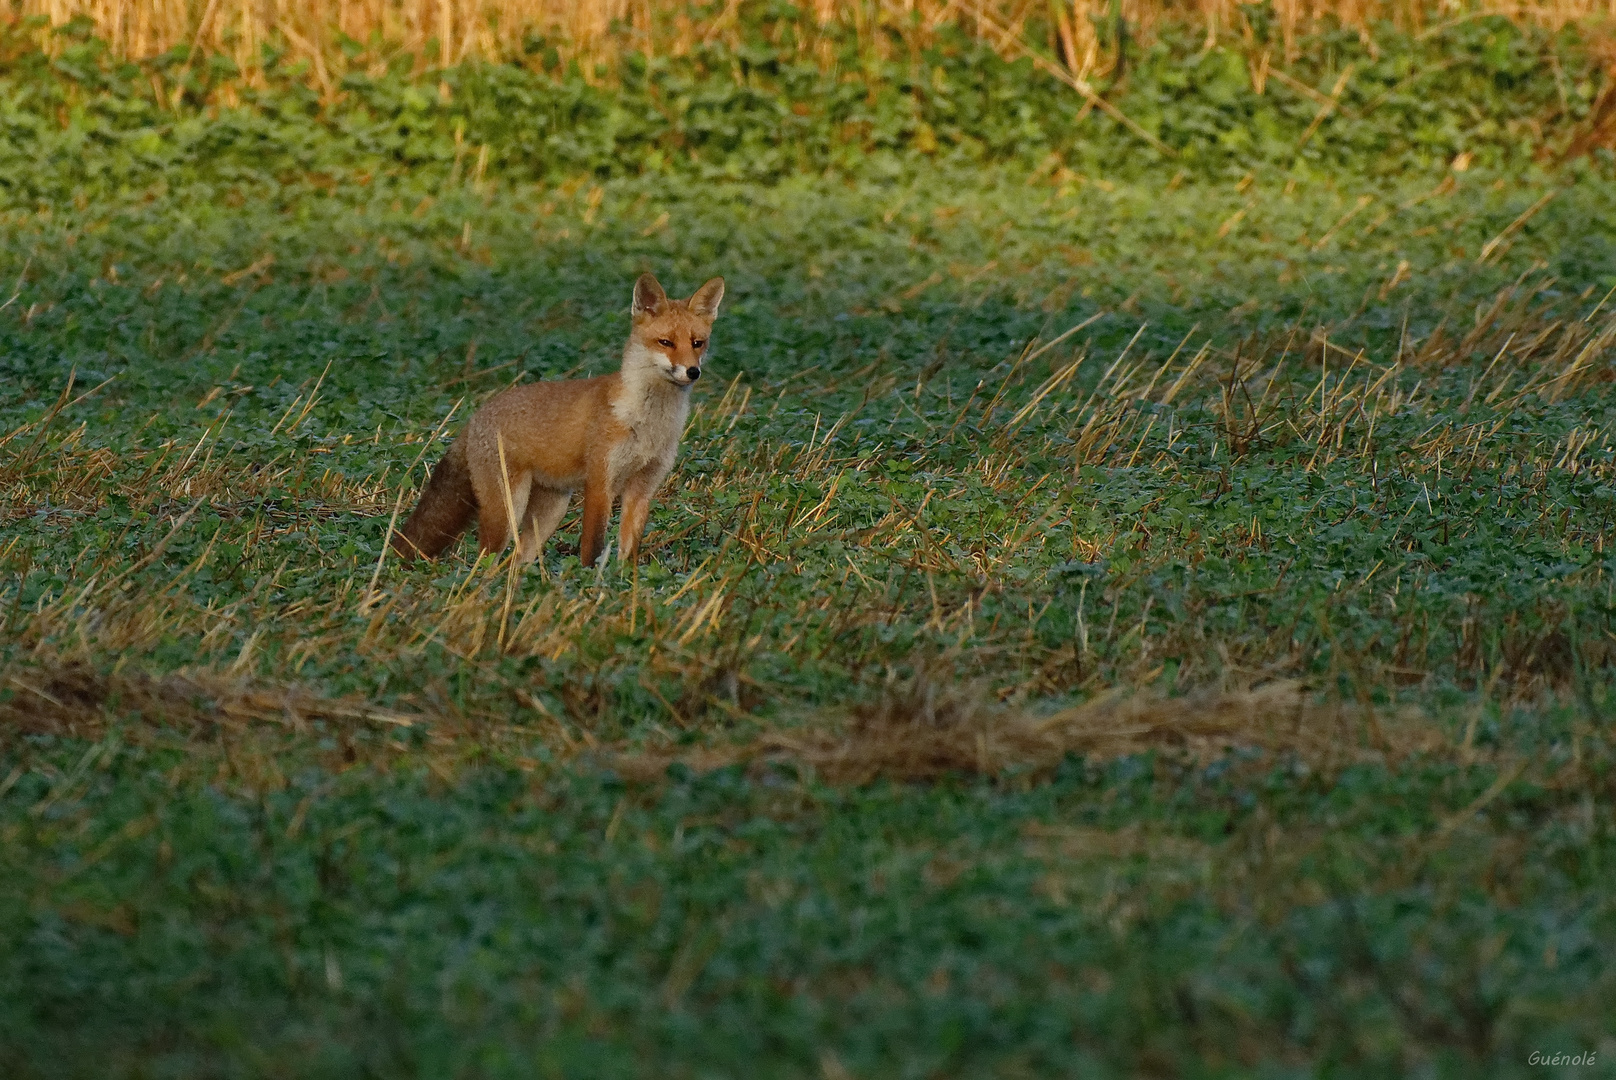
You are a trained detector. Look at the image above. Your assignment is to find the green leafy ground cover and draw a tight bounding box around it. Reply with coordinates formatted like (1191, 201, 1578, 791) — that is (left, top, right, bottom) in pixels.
(0, 11, 1609, 200)
(4, 17, 1616, 1078)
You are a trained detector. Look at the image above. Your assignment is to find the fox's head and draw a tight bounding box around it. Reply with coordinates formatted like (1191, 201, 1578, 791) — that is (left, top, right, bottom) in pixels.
(625, 273, 725, 389)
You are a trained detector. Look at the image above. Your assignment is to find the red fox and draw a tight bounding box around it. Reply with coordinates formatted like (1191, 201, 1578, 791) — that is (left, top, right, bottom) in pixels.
(392, 272, 724, 569)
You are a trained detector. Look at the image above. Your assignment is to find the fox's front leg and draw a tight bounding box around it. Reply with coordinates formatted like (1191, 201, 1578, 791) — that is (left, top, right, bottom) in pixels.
(579, 456, 614, 571)
(617, 465, 666, 564)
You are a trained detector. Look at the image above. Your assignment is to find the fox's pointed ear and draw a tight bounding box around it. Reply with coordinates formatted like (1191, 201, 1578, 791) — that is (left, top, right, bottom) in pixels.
(688, 277, 725, 319)
(632, 273, 667, 318)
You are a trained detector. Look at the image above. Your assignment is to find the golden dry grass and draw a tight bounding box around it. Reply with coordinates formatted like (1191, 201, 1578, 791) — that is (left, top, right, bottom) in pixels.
(10, 0, 1616, 87)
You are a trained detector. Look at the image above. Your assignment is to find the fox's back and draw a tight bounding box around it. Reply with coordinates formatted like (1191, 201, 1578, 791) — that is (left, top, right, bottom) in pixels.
(464, 374, 618, 488)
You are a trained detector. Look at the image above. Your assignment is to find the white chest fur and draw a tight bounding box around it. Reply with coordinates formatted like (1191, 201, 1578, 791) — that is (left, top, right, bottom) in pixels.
(610, 350, 692, 479)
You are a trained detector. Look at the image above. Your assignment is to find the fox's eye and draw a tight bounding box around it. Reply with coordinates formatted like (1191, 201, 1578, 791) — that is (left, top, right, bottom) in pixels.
(692, 339, 706, 350)
(657, 338, 675, 348)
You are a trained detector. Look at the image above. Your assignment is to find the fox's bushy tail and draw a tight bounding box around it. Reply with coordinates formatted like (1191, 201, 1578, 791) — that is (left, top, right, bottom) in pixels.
(393, 438, 476, 562)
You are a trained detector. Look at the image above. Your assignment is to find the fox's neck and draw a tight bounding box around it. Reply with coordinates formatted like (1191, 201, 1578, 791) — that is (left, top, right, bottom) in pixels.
(613, 342, 691, 433)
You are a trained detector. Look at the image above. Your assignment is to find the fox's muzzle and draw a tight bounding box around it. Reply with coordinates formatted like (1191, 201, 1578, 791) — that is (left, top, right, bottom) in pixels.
(685, 366, 701, 382)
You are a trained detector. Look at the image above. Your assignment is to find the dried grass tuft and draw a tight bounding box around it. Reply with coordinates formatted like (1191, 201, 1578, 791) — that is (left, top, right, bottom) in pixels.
(609, 670, 1448, 785)
(0, 656, 1471, 789)
(1, 658, 419, 739)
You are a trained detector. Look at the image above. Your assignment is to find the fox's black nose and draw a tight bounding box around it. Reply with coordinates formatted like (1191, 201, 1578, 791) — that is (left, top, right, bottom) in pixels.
(686, 366, 701, 381)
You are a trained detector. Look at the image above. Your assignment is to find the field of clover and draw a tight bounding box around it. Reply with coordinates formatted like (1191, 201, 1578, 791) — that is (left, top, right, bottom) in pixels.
(3, 10, 1616, 1077)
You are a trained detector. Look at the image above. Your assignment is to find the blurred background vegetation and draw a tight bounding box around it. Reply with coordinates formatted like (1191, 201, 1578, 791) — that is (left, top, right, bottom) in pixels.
(11, 0, 1616, 78)
(0, 0, 1613, 200)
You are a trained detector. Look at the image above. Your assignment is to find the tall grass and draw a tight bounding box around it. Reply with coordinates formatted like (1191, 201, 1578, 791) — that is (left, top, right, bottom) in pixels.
(11, 0, 1616, 87)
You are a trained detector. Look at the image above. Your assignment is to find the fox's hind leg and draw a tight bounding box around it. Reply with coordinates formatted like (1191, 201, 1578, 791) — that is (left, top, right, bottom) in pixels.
(471, 462, 530, 558)
(516, 488, 569, 565)
(474, 500, 509, 557)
